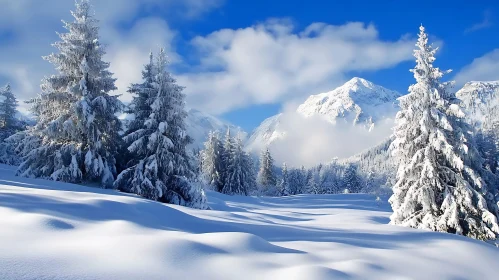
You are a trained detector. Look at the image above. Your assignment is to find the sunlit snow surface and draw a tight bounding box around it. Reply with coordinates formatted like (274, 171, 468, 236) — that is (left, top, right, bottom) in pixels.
(0, 164, 498, 280)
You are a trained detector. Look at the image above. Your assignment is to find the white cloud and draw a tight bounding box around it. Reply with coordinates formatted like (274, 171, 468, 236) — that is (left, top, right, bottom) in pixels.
(265, 103, 393, 168)
(454, 49, 499, 87)
(0, 1, 413, 117)
(104, 18, 178, 103)
(178, 21, 414, 115)
(0, 0, 222, 109)
(464, 10, 492, 34)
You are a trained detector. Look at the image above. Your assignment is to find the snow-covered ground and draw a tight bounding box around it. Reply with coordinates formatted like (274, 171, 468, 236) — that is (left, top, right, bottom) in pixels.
(0, 164, 498, 280)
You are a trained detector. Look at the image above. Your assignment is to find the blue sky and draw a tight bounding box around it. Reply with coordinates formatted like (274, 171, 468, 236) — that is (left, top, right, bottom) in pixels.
(1, 0, 499, 132)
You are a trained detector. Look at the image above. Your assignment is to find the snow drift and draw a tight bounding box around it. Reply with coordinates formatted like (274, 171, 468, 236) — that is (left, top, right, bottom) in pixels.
(0, 164, 498, 279)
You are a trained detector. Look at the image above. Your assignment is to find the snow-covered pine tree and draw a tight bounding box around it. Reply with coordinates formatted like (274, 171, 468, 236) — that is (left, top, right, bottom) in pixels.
(124, 52, 156, 144)
(299, 165, 308, 194)
(287, 168, 300, 195)
(115, 48, 207, 209)
(342, 164, 362, 193)
(389, 25, 499, 240)
(114, 52, 158, 193)
(319, 164, 339, 194)
(114, 53, 157, 196)
(257, 147, 276, 195)
(16, 0, 122, 187)
(220, 127, 233, 190)
(0, 84, 20, 139)
(362, 170, 376, 194)
(278, 162, 290, 196)
(306, 169, 320, 194)
(0, 84, 24, 165)
(200, 130, 224, 191)
(222, 135, 254, 195)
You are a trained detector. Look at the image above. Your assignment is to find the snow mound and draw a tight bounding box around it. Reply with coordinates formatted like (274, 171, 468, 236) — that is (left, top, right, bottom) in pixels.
(0, 164, 498, 279)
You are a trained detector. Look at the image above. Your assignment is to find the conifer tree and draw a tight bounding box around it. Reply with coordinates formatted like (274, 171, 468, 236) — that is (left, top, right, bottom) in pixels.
(221, 127, 233, 189)
(0, 84, 20, 135)
(390, 25, 499, 240)
(257, 147, 276, 194)
(115, 49, 207, 209)
(17, 0, 122, 187)
(0, 84, 24, 164)
(278, 162, 290, 196)
(222, 135, 254, 195)
(343, 164, 362, 193)
(306, 169, 320, 194)
(200, 130, 224, 191)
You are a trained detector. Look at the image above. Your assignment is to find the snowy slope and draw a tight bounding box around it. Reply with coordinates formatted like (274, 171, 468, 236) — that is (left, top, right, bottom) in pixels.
(245, 113, 284, 153)
(455, 81, 499, 125)
(246, 77, 400, 154)
(1, 164, 498, 280)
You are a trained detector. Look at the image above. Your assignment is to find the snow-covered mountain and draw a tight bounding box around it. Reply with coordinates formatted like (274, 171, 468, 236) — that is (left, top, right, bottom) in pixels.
(297, 77, 401, 129)
(246, 77, 401, 154)
(245, 113, 284, 153)
(455, 81, 499, 126)
(185, 109, 247, 149)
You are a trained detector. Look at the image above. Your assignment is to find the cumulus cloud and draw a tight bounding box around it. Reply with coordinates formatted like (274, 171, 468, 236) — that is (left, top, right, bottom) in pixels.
(0, 0, 222, 109)
(104, 18, 178, 103)
(0, 0, 414, 117)
(454, 49, 499, 87)
(178, 20, 414, 114)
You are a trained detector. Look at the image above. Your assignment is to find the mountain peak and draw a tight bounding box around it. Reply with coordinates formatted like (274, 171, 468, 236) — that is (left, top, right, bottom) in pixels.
(344, 77, 373, 89)
(296, 77, 400, 127)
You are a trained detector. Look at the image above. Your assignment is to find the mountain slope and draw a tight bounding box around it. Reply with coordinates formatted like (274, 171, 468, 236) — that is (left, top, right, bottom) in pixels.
(455, 81, 499, 126)
(1, 164, 498, 280)
(245, 113, 284, 153)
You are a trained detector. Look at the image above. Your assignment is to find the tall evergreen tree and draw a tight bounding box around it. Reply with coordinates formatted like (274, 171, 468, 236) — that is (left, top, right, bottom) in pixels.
(200, 130, 224, 191)
(0, 84, 24, 165)
(221, 127, 234, 189)
(257, 147, 276, 194)
(389, 25, 499, 240)
(124, 52, 156, 141)
(0, 84, 19, 132)
(299, 165, 308, 194)
(342, 164, 362, 193)
(278, 162, 290, 196)
(306, 169, 320, 194)
(362, 170, 377, 194)
(115, 49, 207, 209)
(222, 135, 254, 196)
(17, 0, 122, 187)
